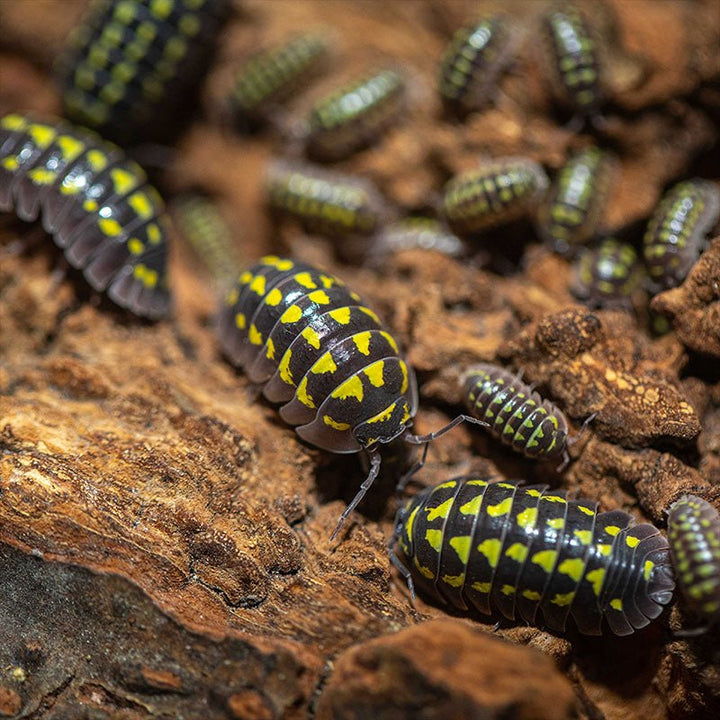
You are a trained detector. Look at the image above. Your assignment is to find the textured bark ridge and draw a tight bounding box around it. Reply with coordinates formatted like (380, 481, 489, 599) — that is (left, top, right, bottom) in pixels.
(1, 1, 720, 719)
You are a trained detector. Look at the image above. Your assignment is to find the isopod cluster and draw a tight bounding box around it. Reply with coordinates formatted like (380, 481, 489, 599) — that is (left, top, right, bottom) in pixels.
(2, 0, 719, 658)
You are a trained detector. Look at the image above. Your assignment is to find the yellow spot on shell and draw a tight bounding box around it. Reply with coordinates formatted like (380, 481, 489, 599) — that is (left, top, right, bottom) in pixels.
(531, 550, 557, 574)
(352, 331, 372, 355)
(450, 535, 472, 564)
(302, 326, 321, 349)
(249, 324, 262, 345)
(295, 271, 317, 289)
(365, 402, 396, 424)
(311, 352, 337, 375)
(28, 123, 56, 149)
(281, 305, 303, 323)
(625, 535, 640, 548)
(426, 498, 454, 522)
(517, 507, 538, 528)
(547, 518, 565, 530)
(574, 529, 592, 545)
(425, 528, 443, 552)
(487, 497, 513, 517)
(250, 275, 266, 295)
(442, 573, 465, 587)
(550, 592, 575, 607)
(578, 506, 595, 516)
(363, 361, 385, 387)
(266, 338, 276, 360)
(332, 374, 364, 402)
(460, 494, 483, 516)
(415, 558, 434, 579)
(405, 506, 419, 542)
(522, 589, 542, 601)
(87, 149, 108, 172)
(1, 114, 25, 130)
(605, 525, 621, 537)
(265, 288, 283, 306)
(127, 238, 144, 255)
(505, 543, 529, 563)
(57, 135, 85, 161)
(147, 223, 162, 244)
(558, 558, 585, 582)
(262, 256, 294, 271)
(323, 415, 350, 431)
(501, 585, 516, 596)
(308, 290, 330, 304)
(586, 567, 605, 596)
(610, 598, 623, 611)
(477, 538, 502, 568)
(642, 559, 655, 582)
(329, 307, 351, 324)
(471, 582, 491, 593)
(99, 218, 122, 236)
(235, 312, 246, 329)
(112, 168, 139, 197)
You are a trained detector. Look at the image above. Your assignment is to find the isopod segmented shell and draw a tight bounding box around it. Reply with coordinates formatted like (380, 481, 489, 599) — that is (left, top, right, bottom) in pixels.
(0, 113, 170, 319)
(56, 0, 231, 147)
(265, 159, 387, 239)
(572, 237, 644, 309)
(540, 3, 604, 117)
(462, 364, 568, 462)
(442, 157, 549, 236)
(642, 179, 720, 290)
(537, 146, 615, 255)
(228, 32, 330, 131)
(391, 477, 675, 635)
(305, 69, 406, 162)
(438, 16, 520, 118)
(667, 495, 720, 627)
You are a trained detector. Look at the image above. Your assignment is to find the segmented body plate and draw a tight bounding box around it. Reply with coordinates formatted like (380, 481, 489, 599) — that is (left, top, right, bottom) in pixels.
(668, 495, 720, 625)
(173, 193, 240, 289)
(439, 16, 518, 117)
(369, 217, 465, 264)
(540, 4, 603, 115)
(462, 364, 568, 460)
(0, 113, 170, 319)
(442, 157, 549, 235)
(643, 180, 720, 290)
(572, 238, 643, 308)
(306, 69, 406, 161)
(538, 147, 614, 254)
(57, 0, 230, 146)
(218, 256, 418, 454)
(394, 477, 675, 635)
(265, 160, 385, 238)
(229, 32, 330, 129)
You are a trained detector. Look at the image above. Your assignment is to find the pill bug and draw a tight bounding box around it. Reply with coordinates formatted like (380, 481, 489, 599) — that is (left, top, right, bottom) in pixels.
(265, 159, 388, 239)
(218, 255, 482, 539)
(367, 217, 465, 266)
(572, 237, 644, 309)
(227, 32, 330, 132)
(172, 192, 241, 290)
(667, 495, 720, 628)
(56, 0, 231, 147)
(391, 477, 675, 635)
(442, 157, 549, 236)
(305, 69, 406, 162)
(438, 16, 519, 118)
(642, 179, 720, 291)
(462, 364, 569, 464)
(0, 113, 170, 319)
(537, 146, 615, 255)
(540, 3, 604, 119)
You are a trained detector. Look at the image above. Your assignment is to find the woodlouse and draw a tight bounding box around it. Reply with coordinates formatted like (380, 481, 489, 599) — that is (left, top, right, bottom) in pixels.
(642, 179, 720, 290)
(462, 364, 569, 464)
(227, 32, 330, 131)
(442, 157, 549, 236)
(265, 159, 387, 239)
(438, 16, 520, 118)
(0, 113, 170, 319)
(391, 477, 675, 635)
(540, 3, 604, 119)
(667, 495, 720, 628)
(305, 69, 406, 162)
(537, 146, 615, 255)
(218, 256, 484, 539)
(56, 0, 230, 147)
(572, 237, 643, 309)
